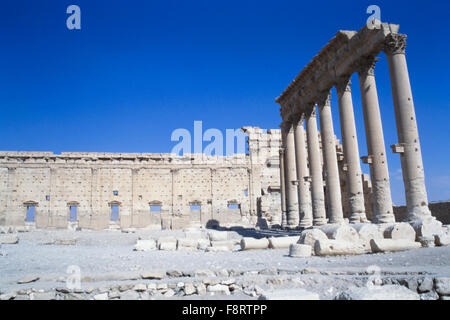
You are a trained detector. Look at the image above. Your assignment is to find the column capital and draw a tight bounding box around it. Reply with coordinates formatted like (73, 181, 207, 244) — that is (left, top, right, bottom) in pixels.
(384, 33, 407, 55)
(291, 111, 307, 126)
(335, 76, 352, 94)
(316, 91, 331, 108)
(356, 56, 380, 77)
(305, 104, 317, 118)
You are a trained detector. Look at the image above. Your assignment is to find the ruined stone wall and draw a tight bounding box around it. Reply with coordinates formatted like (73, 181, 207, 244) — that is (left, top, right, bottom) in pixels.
(394, 201, 450, 225)
(0, 128, 283, 230)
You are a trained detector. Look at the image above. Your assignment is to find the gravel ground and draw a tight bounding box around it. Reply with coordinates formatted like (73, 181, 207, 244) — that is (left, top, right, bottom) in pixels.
(1, 229, 449, 298)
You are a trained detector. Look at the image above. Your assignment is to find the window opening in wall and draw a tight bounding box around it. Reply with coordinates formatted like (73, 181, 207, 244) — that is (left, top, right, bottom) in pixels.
(190, 203, 201, 211)
(26, 205, 36, 222)
(150, 205, 161, 213)
(45, 195, 50, 201)
(113, 190, 119, 196)
(228, 203, 240, 210)
(244, 189, 248, 197)
(110, 205, 119, 221)
(69, 206, 78, 222)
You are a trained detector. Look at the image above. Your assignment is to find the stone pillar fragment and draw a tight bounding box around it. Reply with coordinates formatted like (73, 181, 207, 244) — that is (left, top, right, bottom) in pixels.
(305, 107, 326, 226)
(317, 92, 344, 224)
(283, 122, 299, 227)
(384, 34, 435, 224)
(336, 77, 367, 223)
(293, 115, 313, 228)
(357, 56, 395, 224)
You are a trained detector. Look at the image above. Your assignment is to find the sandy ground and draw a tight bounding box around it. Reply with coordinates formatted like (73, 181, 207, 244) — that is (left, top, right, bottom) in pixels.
(0, 229, 449, 298)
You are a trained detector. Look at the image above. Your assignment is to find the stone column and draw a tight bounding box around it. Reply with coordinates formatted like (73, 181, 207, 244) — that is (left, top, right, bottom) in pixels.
(305, 106, 327, 226)
(384, 34, 434, 224)
(336, 76, 367, 223)
(279, 145, 287, 228)
(317, 92, 344, 224)
(357, 56, 395, 224)
(293, 114, 313, 228)
(283, 122, 299, 228)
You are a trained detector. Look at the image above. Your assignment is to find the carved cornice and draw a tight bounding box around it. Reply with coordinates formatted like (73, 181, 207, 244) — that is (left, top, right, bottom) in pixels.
(335, 76, 352, 94)
(356, 56, 379, 77)
(305, 105, 317, 118)
(316, 91, 331, 107)
(276, 23, 406, 116)
(384, 33, 407, 55)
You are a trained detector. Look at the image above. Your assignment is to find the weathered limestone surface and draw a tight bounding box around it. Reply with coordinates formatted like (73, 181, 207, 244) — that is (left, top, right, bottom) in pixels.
(318, 224, 360, 243)
(382, 222, 416, 242)
(268, 236, 299, 249)
(0, 128, 282, 230)
(240, 238, 269, 250)
(288, 244, 312, 257)
(336, 285, 420, 300)
(370, 239, 421, 253)
(259, 288, 319, 300)
(314, 239, 366, 256)
(297, 228, 328, 248)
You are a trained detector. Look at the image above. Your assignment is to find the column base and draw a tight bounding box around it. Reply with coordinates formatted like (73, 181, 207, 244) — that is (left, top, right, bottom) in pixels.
(409, 218, 443, 240)
(299, 221, 313, 228)
(373, 214, 396, 224)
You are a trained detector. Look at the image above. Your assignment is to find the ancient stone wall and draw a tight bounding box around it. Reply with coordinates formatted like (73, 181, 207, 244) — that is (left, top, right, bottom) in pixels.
(394, 202, 450, 225)
(0, 128, 282, 230)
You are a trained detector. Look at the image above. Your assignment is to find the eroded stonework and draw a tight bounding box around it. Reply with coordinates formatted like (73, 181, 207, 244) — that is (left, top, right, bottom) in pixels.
(0, 128, 282, 230)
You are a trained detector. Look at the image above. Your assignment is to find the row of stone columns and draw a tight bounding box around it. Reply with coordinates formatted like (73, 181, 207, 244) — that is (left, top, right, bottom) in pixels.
(279, 34, 434, 228)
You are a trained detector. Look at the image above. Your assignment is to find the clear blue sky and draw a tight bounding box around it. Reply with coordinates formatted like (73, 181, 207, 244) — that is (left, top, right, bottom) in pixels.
(1, 0, 449, 205)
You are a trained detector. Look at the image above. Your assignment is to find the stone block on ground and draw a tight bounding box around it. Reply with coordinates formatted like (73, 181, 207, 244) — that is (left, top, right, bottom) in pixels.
(268, 236, 299, 249)
(205, 246, 232, 252)
(434, 277, 450, 296)
(208, 231, 228, 241)
(94, 293, 109, 300)
(382, 223, 416, 242)
(411, 220, 444, 240)
(134, 239, 157, 251)
(314, 239, 366, 256)
(159, 241, 177, 251)
(370, 239, 421, 253)
(141, 271, 165, 280)
(289, 244, 312, 257)
(0, 235, 19, 244)
(259, 288, 319, 300)
(207, 284, 230, 296)
(197, 239, 211, 250)
(418, 236, 435, 248)
(319, 224, 360, 242)
(297, 229, 328, 254)
(335, 285, 420, 300)
(184, 230, 205, 240)
(177, 238, 198, 249)
(210, 240, 235, 250)
(351, 223, 383, 245)
(434, 234, 450, 246)
(240, 237, 269, 250)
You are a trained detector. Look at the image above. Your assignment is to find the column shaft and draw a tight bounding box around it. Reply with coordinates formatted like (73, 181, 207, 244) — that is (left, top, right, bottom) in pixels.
(284, 123, 299, 227)
(358, 57, 395, 223)
(294, 116, 313, 227)
(336, 77, 367, 223)
(384, 34, 433, 222)
(318, 94, 344, 224)
(305, 107, 327, 226)
(279, 146, 287, 228)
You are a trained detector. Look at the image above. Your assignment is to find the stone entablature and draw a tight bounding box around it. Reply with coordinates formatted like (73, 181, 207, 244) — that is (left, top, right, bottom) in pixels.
(275, 22, 440, 234)
(276, 23, 400, 120)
